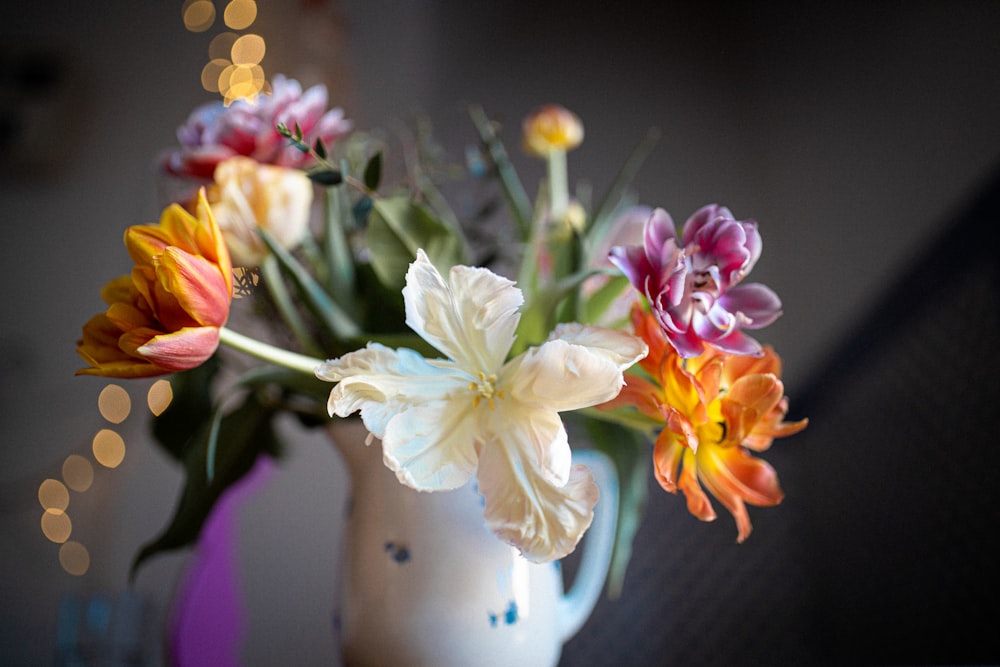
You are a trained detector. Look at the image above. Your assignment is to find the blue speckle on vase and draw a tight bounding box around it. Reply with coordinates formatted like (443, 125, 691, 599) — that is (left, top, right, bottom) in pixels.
(384, 541, 411, 564)
(488, 600, 519, 627)
(504, 601, 518, 625)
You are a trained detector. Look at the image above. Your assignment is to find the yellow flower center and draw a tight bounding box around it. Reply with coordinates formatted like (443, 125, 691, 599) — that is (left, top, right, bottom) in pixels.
(469, 372, 504, 410)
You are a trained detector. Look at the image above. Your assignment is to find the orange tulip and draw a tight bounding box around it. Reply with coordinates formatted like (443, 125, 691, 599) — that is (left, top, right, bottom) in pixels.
(605, 305, 807, 541)
(76, 190, 233, 377)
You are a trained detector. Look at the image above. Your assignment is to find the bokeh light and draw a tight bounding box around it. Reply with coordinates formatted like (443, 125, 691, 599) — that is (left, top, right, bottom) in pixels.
(231, 34, 265, 66)
(201, 58, 232, 93)
(209, 31, 239, 60)
(98, 384, 131, 424)
(147, 379, 174, 417)
(41, 509, 72, 543)
(59, 542, 90, 576)
(182, 0, 216, 32)
(92, 429, 126, 469)
(220, 63, 266, 104)
(38, 478, 69, 512)
(224, 0, 257, 30)
(62, 455, 94, 493)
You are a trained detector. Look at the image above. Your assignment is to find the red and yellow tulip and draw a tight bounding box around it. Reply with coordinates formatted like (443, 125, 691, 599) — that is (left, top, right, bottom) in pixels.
(605, 305, 807, 541)
(76, 190, 233, 377)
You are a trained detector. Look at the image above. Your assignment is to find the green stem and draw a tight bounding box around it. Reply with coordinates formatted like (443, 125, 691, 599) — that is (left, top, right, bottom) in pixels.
(468, 104, 533, 241)
(218, 326, 324, 376)
(546, 148, 569, 224)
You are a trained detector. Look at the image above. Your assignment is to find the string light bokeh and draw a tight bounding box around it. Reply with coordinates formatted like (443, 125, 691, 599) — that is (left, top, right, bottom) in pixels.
(37, 380, 174, 576)
(182, 0, 268, 104)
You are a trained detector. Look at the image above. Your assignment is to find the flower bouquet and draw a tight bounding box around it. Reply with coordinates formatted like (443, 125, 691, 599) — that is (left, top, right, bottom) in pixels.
(76, 75, 806, 593)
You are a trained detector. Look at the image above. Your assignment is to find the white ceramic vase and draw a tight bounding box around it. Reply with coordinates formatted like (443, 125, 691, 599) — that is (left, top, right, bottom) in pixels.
(328, 418, 618, 667)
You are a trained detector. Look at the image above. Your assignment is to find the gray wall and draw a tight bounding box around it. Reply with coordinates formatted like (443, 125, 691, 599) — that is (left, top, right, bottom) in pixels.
(2, 1, 998, 665)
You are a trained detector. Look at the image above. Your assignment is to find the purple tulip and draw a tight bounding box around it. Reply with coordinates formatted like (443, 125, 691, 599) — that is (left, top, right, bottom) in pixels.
(609, 205, 782, 357)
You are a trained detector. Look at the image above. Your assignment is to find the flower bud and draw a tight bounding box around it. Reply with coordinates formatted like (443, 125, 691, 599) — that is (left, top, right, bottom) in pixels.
(522, 104, 584, 157)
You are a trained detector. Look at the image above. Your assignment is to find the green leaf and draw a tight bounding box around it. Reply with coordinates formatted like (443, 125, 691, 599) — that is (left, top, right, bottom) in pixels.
(131, 392, 282, 580)
(585, 127, 660, 260)
(367, 196, 465, 290)
(580, 416, 651, 599)
(313, 138, 327, 160)
(150, 357, 220, 461)
(363, 151, 383, 191)
(306, 166, 343, 186)
(582, 274, 631, 325)
(258, 227, 362, 340)
(468, 105, 533, 241)
(322, 183, 357, 304)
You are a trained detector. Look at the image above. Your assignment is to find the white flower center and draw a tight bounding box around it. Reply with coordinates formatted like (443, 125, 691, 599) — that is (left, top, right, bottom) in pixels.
(469, 372, 504, 410)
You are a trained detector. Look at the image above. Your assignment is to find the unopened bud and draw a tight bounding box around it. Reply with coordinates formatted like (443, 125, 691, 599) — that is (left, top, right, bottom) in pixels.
(522, 105, 584, 157)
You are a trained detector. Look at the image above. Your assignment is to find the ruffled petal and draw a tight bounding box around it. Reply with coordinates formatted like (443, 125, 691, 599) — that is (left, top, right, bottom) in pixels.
(157, 247, 231, 327)
(488, 403, 571, 486)
(318, 343, 467, 436)
(677, 452, 716, 523)
(135, 326, 221, 371)
(652, 426, 686, 493)
(548, 322, 647, 369)
(506, 338, 629, 413)
(643, 208, 676, 265)
(702, 445, 784, 508)
(720, 283, 783, 329)
(381, 400, 478, 491)
(608, 243, 651, 288)
(403, 250, 521, 372)
(477, 436, 598, 563)
(721, 374, 784, 444)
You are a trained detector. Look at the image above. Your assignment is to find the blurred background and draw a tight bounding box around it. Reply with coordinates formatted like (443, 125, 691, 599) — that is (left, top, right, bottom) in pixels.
(2, 1, 998, 665)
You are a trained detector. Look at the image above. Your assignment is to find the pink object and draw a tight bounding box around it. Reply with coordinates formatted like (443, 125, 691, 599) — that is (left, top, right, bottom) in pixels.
(167, 456, 276, 667)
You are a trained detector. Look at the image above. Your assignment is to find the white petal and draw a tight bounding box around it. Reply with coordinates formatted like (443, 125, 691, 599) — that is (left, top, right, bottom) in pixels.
(403, 250, 522, 373)
(487, 403, 572, 486)
(382, 401, 478, 491)
(549, 323, 648, 369)
(505, 336, 635, 413)
(476, 437, 599, 563)
(316, 343, 466, 437)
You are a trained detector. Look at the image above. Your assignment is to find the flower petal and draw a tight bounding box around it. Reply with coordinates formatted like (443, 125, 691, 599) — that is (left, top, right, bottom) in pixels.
(721, 374, 784, 444)
(134, 326, 221, 371)
(318, 343, 466, 435)
(677, 452, 716, 523)
(157, 247, 231, 327)
(403, 250, 522, 372)
(720, 283, 783, 329)
(549, 322, 647, 369)
(477, 436, 598, 562)
(506, 337, 634, 414)
(381, 401, 478, 491)
(489, 402, 572, 486)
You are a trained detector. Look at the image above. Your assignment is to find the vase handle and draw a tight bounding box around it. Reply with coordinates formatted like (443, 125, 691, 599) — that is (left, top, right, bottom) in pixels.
(557, 449, 619, 641)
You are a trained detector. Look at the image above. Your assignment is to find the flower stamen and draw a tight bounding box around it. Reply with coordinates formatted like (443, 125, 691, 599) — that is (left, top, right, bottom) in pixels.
(469, 372, 504, 410)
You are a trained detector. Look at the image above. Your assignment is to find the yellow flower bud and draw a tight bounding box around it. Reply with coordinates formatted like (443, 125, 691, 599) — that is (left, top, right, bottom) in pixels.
(522, 104, 584, 157)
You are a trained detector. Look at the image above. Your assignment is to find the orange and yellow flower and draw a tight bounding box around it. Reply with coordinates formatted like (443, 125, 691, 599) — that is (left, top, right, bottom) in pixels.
(522, 104, 584, 157)
(76, 190, 233, 377)
(604, 305, 807, 541)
